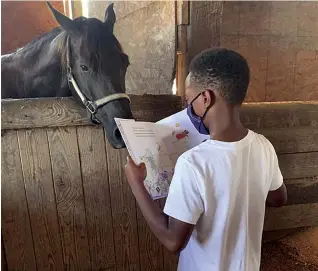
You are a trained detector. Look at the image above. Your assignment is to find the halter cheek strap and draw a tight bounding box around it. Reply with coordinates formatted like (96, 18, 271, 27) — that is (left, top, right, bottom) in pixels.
(66, 36, 130, 116)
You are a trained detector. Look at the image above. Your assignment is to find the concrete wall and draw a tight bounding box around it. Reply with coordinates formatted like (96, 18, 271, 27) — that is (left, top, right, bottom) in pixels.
(221, 1, 318, 102)
(1, 1, 64, 54)
(87, 1, 175, 95)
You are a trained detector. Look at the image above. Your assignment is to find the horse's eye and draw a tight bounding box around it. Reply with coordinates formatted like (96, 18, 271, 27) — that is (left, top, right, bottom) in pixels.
(80, 65, 89, 72)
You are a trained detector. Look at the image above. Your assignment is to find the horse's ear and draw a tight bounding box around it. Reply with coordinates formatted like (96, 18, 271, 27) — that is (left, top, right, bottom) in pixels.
(104, 3, 116, 33)
(47, 1, 79, 35)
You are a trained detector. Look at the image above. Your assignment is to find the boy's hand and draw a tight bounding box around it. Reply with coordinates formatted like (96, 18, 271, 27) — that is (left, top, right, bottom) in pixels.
(124, 156, 147, 187)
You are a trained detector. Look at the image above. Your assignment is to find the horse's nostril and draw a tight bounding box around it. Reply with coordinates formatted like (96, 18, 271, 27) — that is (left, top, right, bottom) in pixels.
(113, 127, 122, 141)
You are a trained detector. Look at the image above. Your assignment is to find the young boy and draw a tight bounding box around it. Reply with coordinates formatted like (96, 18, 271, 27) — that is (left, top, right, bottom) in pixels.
(124, 48, 287, 270)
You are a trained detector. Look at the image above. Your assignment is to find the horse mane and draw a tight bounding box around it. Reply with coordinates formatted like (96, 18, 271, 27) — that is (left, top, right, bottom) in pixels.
(4, 16, 128, 75)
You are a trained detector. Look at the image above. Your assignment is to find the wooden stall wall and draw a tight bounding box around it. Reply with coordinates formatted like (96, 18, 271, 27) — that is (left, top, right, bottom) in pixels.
(221, 1, 318, 102)
(87, 1, 176, 95)
(2, 97, 318, 271)
(1, 1, 65, 54)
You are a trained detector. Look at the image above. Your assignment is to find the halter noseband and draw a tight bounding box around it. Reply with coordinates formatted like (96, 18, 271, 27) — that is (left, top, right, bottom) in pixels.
(66, 36, 130, 120)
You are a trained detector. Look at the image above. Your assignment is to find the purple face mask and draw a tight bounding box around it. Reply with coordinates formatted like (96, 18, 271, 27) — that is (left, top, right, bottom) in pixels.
(186, 93, 210, 135)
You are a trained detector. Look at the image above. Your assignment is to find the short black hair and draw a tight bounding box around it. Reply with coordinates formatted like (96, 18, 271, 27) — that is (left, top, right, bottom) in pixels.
(189, 48, 250, 104)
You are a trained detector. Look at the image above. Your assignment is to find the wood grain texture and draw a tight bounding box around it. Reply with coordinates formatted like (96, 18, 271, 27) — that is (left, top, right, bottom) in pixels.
(105, 140, 140, 271)
(1, 130, 37, 271)
(278, 152, 318, 179)
(1, 95, 182, 130)
(136, 201, 163, 271)
(18, 129, 64, 271)
(159, 198, 179, 271)
(240, 102, 318, 130)
(264, 203, 318, 231)
(285, 176, 318, 205)
(77, 126, 116, 270)
(47, 127, 91, 271)
(2, 99, 317, 131)
(257, 127, 318, 154)
(176, 0, 189, 25)
(188, 1, 223, 61)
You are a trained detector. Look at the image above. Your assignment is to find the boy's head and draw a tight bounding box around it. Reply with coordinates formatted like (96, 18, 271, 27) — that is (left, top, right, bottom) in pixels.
(185, 48, 250, 134)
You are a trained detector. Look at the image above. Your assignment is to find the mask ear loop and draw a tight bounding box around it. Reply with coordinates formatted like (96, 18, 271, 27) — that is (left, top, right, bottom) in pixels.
(198, 90, 213, 133)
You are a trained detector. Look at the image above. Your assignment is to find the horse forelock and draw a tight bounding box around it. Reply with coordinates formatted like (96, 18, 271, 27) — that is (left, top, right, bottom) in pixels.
(50, 18, 127, 73)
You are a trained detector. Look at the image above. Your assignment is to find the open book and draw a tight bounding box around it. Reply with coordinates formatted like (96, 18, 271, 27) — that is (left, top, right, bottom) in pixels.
(115, 109, 209, 199)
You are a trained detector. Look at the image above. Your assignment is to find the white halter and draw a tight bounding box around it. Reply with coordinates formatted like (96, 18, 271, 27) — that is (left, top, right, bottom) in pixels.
(66, 36, 130, 116)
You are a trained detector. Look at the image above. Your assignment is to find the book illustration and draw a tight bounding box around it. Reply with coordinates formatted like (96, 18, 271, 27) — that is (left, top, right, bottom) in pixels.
(140, 148, 174, 199)
(115, 109, 209, 199)
(174, 130, 189, 140)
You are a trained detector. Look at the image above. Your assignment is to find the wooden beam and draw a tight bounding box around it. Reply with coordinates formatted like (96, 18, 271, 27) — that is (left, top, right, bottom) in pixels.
(257, 127, 318, 154)
(2, 99, 317, 154)
(3, 99, 317, 130)
(176, 0, 189, 25)
(264, 203, 318, 231)
(278, 152, 318, 179)
(284, 176, 318, 205)
(241, 101, 318, 130)
(176, 0, 190, 100)
(1, 95, 183, 130)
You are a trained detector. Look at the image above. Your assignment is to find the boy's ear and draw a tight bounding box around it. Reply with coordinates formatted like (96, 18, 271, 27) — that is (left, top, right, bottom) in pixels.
(203, 89, 215, 107)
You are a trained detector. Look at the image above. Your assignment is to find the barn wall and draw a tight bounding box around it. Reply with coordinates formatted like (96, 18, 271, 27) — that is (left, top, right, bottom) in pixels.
(87, 1, 176, 95)
(2, 98, 318, 271)
(1, 1, 64, 54)
(221, 1, 318, 102)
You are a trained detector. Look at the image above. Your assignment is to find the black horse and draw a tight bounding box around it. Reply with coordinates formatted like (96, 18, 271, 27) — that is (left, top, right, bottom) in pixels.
(1, 2, 133, 149)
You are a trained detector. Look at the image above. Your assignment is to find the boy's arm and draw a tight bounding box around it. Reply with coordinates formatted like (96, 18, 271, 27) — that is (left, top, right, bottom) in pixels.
(125, 156, 203, 253)
(266, 146, 287, 207)
(131, 184, 194, 253)
(266, 183, 287, 207)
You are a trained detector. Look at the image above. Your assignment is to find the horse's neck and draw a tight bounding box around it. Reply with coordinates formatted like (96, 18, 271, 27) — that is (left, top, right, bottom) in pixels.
(2, 29, 70, 98)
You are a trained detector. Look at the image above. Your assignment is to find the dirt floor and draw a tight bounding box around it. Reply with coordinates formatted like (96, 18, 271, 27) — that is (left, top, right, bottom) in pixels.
(260, 227, 318, 271)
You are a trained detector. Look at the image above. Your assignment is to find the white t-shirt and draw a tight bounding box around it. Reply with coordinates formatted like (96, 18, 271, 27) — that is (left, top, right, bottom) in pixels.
(163, 129, 283, 271)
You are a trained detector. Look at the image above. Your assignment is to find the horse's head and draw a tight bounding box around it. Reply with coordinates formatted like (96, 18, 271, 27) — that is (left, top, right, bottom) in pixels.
(47, 2, 133, 149)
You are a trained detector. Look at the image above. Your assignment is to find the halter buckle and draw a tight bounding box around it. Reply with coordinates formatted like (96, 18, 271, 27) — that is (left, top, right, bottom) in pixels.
(67, 67, 72, 82)
(86, 101, 98, 115)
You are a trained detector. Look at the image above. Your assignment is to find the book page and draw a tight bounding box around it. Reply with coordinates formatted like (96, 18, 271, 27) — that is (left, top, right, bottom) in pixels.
(156, 109, 210, 150)
(115, 119, 174, 199)
(115, 109, 209, 199)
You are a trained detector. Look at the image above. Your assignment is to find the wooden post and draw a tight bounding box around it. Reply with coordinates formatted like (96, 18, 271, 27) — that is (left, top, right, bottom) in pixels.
(176, 0, 190, 103)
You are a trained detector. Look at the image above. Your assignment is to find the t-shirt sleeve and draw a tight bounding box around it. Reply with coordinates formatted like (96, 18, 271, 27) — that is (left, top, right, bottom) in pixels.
(163, 156, 204, 225)
(269, 146, 284, 191)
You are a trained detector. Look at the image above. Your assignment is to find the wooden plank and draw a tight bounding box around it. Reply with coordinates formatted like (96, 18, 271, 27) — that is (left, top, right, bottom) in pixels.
(76, 126, 116, 270)
(278, 152, 318, 179)
(159, 198, 179, 271)
(241, 101, 318, 130)
(1, 95, 183, 130)
(256, 127, 318, 154)
(264, 203, 318, 231)
(1, 130, 37, 271)
(104, 140, 140, 271)
(47, 127, 91, 270)
(2, 99, 317, 134)
(284, 176, 318, 205)
(177, 25, 187, 53)
(176, 53, 188, 101)
(137, 201, 163, 271)
(176, 0, 189, 25)
(18, 129, 64, 271)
